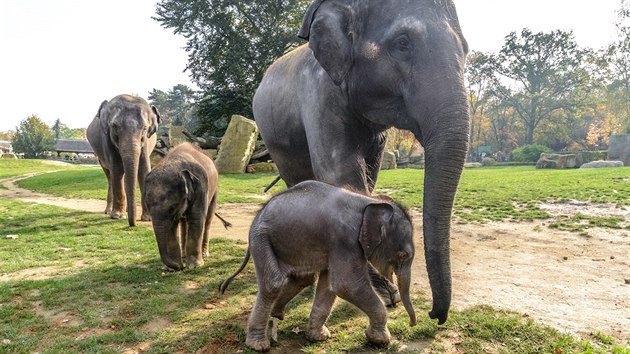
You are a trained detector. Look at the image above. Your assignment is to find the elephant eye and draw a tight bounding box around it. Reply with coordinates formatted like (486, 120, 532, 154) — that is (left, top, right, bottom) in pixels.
(397, 251, 409, 260)
(389, 34, 413, 61)
(394, 36, 411, 52)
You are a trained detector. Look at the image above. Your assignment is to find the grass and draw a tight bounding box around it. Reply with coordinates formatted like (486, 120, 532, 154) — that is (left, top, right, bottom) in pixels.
(13, 163, 630, 232)
(1, 197, 628, 353)
(1, 160, 629, 352)
(0, 159, 73, 180)
(16, 166, 283, 204)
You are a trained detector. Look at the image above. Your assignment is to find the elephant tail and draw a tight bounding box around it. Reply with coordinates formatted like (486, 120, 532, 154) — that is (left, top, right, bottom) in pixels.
(219, 247, 250, 294)
(263, 175, 282, 193)
(214, 212, 232, 229)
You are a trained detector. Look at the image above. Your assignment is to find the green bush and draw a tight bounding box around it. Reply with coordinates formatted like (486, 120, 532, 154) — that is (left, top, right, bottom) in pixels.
(481, 157, 497, 166)
(512, 144, 552, 162)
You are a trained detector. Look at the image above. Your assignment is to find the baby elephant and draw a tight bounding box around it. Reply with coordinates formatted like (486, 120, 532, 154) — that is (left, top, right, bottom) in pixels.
(220, 180, 416, 351)
(144, 143, 230, 271)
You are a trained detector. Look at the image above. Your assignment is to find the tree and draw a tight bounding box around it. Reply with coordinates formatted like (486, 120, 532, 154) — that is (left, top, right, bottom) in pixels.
(148, 84, 198, 132)
(465, 51, 495, 160)
(51, 118, 66, 140)
(154, 0, 310, 136)
(13, 115, 56, 158)
(491, 29, 593, 144)
(604, 0, 630, 132)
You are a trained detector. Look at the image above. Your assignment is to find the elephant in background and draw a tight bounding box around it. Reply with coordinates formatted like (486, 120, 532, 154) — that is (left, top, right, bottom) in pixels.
(87, 94, 160, 226)
(220, 180, 416, 351)
(143, 143, 230, 271)
(253, 0, 469, 324)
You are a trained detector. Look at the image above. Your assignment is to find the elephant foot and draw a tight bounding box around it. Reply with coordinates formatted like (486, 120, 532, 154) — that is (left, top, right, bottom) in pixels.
(306, 325, 331, 342)
(365, 325, 390, 345)
(186, 256, 204, 269)
(246, 334, 270, 352)
(202, 249, 210, 258)
(267, 318, 279, 342)
(140, 213, 151, 222)
(110, 210, 126, 219)
(104, 208, 111, 215)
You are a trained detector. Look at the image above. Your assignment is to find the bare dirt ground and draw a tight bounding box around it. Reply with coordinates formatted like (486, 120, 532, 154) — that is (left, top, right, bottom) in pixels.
(2, 173, 629, 342)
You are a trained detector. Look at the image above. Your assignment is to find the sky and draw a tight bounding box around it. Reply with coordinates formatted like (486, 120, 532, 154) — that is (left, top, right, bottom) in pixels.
(0, 0, 623, 132)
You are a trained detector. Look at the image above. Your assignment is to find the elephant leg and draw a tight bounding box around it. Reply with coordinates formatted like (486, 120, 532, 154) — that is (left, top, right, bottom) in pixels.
(202, 194, 218, 258)
(138, 144, 152, 221)
(110, 164, 126, 219)
(246, 261, 287, 351)
(166, 219, 183, 269)
(363, 131, 387, 193)
(271, 273, 317, 320)
(306, 270, 336, 342)
(184, 216, 205, 268)
(180, 220, 188, 258)
(101, 166, 113, 214)
(330, 265, 390, 345)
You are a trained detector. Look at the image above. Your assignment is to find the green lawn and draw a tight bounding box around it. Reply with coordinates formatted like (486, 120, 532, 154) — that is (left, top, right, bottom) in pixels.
(0, 159, 74, 180)
(16, 163, 630, 231)
(1, 160, 630, 352)
(15, 166, 284, 204)
(1, 197, 627, 353)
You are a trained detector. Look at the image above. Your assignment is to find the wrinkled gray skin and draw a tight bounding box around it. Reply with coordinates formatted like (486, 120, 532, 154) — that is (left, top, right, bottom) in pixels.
(253, 0, 469, 324)
(221, 181, 416, 351)
(143, 143, 219, 271)
(87, 94, 160, 227)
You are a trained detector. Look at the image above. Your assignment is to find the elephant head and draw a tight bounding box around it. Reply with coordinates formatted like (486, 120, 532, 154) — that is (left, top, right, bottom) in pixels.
(98, 95, 161, 225)
(144, 168, 197, 270)
(300, 0, 470, 324)
(360, 202, 416, 326)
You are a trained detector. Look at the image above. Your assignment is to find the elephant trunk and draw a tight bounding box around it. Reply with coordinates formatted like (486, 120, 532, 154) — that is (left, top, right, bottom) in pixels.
(153, 220, 184, 271)
(396, 265, 417, 327)
(121, 143, 141, 227)
(418, 106, 469, 325)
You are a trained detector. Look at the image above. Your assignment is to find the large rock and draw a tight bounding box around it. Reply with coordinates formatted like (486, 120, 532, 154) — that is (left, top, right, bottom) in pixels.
(536, 153, 576, 169)
(1, 153, 17, 159)
(169, 126, 188, 148)
(464, 162, 482, 168)
(214, 115, 259, 174)
(608, 134, 630, 167)
(246, 162, 278, 173)
(580, 160, 624, 169)
(381, 151, 397, 170)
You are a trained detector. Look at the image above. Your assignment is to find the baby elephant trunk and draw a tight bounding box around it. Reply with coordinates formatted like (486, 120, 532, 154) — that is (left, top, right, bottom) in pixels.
(397, 266, 417, 327)
(153, 221, 184, 271)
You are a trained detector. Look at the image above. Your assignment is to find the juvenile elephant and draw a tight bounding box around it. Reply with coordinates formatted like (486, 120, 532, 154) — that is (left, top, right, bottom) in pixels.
(253, 0, 469, 324)
(87, 94, 160, 226)
(143, 143, 230, 271)
(220, 181, 416, 351)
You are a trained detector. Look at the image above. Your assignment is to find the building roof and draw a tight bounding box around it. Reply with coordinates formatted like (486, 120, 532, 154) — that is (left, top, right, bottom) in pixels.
(0, 140, 11, 151)
(56, 139, 94, 154)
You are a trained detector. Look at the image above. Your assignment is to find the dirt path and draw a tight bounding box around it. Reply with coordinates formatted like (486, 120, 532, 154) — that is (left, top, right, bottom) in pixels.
(2, 173, 629, 342)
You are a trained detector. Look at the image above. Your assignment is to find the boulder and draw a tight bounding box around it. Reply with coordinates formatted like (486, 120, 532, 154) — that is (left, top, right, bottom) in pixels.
(536, 153, 576, 169)
(481, 157, 497, 166)
(168, 126, 188, 148)
(202, 149, 218, 160)
(580, 160, 624, 169)
(608, 134, 630, 167)
(464, 162, 482, 168)
(246, 162, 278, 173)
(1, 153, 17, 159)
(381, 151, 397, 170)
(214, 115, 259, 174)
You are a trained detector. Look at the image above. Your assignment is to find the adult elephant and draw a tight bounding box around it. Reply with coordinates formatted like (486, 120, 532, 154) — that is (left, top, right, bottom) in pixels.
(87, 94, 161, 227)
(253, 0, 469, 324)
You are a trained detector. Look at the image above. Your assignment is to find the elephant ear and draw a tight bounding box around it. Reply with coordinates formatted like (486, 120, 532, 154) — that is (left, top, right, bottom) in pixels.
(148, 105, 161, 138)
(96, 100, 109, 133)
(181, 170, 199, 204)
(359, 203, 394, 259)
(299, 0, 353, 85)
